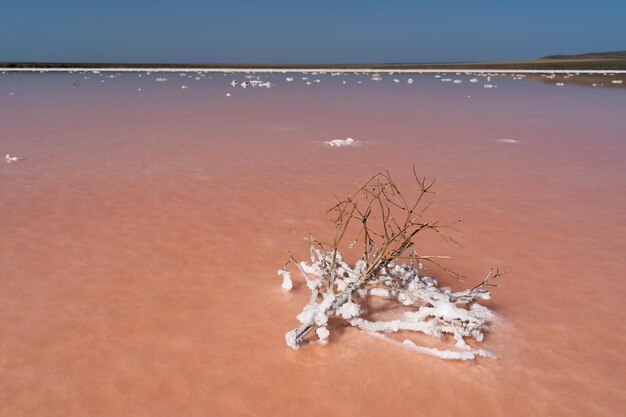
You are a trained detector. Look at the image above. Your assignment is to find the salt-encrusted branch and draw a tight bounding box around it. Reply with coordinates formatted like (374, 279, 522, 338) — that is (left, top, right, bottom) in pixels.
(279, 171, 502, 360)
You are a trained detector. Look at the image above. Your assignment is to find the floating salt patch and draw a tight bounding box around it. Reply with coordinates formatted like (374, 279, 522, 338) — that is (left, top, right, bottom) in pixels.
(453, 79, 462, 84)
(155, 77, 168, 82)
(555, 82, 564, 86)
(469, 78, 479, 83)
(497, 138, 519, 143)
(286, 77, 293, 82)
(181, 85, 188, 89)
(393, 79, 400, 83)
(441, 78, 452, 82)
(611, 80, 623, 84)
(325, 137, 361, 147)
(407, 78, 414, 84)
(225, 93, 231, 97)
(483, 84, 494, 89)
(5, 154, 23, 162)
(230, 80, 238, 87)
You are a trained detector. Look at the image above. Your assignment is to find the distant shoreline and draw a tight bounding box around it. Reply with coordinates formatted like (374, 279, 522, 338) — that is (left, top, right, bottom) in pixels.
(2, 51, 625, 72)
(2, 67, 625, 74)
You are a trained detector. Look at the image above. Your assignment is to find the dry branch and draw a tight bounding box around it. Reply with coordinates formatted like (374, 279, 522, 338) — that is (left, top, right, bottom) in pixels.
(278, 170, 502, 360)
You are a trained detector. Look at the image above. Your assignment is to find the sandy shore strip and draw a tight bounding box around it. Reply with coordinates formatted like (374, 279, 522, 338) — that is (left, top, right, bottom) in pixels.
(2, 67, 626, 74)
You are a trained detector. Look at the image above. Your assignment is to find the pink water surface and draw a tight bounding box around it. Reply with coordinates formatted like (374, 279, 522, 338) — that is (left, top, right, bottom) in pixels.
(1, 72, 625, 416)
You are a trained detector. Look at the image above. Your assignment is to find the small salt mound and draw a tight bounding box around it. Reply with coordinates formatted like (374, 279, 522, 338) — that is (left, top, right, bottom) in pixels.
(5, 154, 23, 162)
(325, 137, 361, 147)
(277, 268, 293, 291)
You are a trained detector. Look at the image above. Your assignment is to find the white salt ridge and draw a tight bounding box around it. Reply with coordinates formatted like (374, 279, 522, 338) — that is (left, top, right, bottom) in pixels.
(498, 138, 519, 143)
(325, 137, 361, 147)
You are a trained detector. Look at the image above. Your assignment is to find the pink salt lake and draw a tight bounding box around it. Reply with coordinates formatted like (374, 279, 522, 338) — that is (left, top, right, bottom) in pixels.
(1, 72, 625, 416)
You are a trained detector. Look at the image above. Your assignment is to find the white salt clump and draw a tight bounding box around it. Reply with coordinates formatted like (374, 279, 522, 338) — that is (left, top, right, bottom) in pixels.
(497, 138, 519, 143)
(453, 79, 462, 84)
(325, 137, 361, 147)
(407, 78, 414, 84)
(5, 154, 23, 162)
(181, 85, 188, 89)
(483, 84, 494, 89)
(556, 82, 564, 86)
(337, 300, 360, 319)
(277, 268, 293, 291)
(469, 78, 479, 83)
(316, 326, 330, 344)
(281, 246, 496, 360)
(285, 330, 299, 349)
(225, 93, 231, 97)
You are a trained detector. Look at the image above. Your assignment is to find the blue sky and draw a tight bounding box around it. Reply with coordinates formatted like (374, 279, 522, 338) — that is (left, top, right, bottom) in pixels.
(1, 0, 624, 63)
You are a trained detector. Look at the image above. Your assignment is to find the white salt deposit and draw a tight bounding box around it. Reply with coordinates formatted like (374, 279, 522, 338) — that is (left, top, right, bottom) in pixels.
(5, 154, 23, 162)
(316, 326, 330, 344)
(325, 138, 361, 147)
(277, 268, 293, 291)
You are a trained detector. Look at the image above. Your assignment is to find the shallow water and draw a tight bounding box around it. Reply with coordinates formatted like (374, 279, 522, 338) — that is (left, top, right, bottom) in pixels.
(1, 72, 625, 416)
